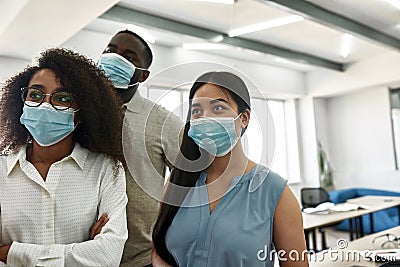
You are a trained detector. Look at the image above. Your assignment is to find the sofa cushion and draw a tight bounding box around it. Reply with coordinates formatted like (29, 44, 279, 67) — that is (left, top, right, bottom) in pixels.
(356, 188, 400, 197)
(328, 188, 358, 204)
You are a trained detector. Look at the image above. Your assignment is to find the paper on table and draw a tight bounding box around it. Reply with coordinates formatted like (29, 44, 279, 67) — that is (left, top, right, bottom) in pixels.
(303, 202, 335, 214)
(329, 203, 359, 212)
(303, 202, 361, 214)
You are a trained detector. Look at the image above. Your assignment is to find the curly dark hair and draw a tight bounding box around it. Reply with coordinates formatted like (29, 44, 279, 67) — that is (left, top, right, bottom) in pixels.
(0, 48, 125, 166)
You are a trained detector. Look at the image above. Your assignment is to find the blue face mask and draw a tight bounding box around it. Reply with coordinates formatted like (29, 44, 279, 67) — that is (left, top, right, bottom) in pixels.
(188, 114, 242, 157)
(20, 101, 77, 147)
(97, 53, 146, 89)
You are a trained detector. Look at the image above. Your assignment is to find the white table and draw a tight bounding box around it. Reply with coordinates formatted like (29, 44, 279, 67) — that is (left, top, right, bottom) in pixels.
(309, 226, 400, 267)
(303, 196, 400, 251)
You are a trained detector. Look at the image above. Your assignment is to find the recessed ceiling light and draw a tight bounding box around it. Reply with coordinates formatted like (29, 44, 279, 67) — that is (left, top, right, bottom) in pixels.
(341, 33, 352, 59)
(208, 35, 224, 43)
(275, 58, 287, 63)
(182, 43, 228, 50)
(228, 15, 304, 37)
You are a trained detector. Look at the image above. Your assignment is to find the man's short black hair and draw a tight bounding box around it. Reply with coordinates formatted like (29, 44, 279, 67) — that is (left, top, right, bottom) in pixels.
(116, 29, 153, 68)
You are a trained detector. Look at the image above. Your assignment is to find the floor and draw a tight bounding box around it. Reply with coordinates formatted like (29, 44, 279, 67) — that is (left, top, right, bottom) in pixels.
(310, 226, 350, 251)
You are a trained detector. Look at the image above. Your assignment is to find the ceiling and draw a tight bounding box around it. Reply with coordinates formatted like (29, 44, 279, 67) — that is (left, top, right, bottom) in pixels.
(310, 0, 400, 39)
(105, 0, 400, 72)
(0, 0, 399, 73)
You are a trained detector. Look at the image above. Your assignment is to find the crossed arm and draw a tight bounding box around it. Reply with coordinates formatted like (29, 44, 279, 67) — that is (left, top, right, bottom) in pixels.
(0, 166, 128, 266)
(0, 212, 110, 264)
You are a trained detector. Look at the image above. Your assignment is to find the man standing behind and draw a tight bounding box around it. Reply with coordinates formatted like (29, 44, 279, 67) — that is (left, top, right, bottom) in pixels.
(98, 30, 183, 267)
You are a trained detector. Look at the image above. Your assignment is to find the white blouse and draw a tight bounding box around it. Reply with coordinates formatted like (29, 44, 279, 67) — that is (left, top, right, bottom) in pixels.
(0, 144, 128, 266)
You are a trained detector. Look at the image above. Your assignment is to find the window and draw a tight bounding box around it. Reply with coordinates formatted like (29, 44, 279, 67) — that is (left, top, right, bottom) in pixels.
(389, 88, 400, 170)
(140, 87, 300, 183)
(243, 98, 300, 183)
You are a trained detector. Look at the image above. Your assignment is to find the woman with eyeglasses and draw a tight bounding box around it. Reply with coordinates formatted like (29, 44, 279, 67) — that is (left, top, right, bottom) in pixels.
(0, 48, 128, 266)
(152, 71, 308, 267)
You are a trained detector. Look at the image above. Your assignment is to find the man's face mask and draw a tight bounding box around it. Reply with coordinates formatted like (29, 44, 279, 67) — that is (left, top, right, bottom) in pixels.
(97, 53, 147, 89)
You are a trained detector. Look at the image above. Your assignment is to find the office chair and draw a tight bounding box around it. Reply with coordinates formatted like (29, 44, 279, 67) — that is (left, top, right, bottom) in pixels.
(301, 187, 331, 251)
(301, 187, 331, 209)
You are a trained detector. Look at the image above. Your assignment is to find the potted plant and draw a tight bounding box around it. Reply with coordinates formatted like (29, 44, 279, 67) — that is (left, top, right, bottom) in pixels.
(317, 141, 334, 191)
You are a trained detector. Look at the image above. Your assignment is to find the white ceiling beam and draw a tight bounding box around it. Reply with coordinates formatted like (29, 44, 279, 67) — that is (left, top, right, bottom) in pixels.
(0, 1, 29, 36)
(0, 0, 120, 59)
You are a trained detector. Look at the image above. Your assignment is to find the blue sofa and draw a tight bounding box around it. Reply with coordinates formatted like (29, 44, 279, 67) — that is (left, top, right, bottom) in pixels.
(328, 188, 400, 234)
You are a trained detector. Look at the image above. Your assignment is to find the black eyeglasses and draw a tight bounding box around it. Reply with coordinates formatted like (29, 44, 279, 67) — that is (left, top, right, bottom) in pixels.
(21, 87, 74, 111)
(372, 233, 400, 249)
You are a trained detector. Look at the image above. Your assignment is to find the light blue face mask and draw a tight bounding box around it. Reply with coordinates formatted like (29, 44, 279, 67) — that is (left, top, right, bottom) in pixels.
(97, 53, 147, 89)
(20, 101, 78, 147)
(188, 114, 242, 157)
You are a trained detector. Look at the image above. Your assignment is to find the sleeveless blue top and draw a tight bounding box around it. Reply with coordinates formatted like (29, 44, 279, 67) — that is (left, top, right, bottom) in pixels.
(165, 164, 287, 267)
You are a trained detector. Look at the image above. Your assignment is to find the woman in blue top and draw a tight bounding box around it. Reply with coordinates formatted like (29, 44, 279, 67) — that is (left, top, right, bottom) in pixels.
(152, 71, 308, 267)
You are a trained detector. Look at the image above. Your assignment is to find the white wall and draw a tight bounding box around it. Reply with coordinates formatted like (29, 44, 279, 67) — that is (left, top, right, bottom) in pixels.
(307, 51, 400, 97)
(307, 47, 400, 192)
(324, 86, 400, 191)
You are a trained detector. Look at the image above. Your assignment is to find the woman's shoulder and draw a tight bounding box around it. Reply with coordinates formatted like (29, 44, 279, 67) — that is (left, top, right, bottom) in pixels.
(244, 165, 288, 212)
(247, 164, 287, 193)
